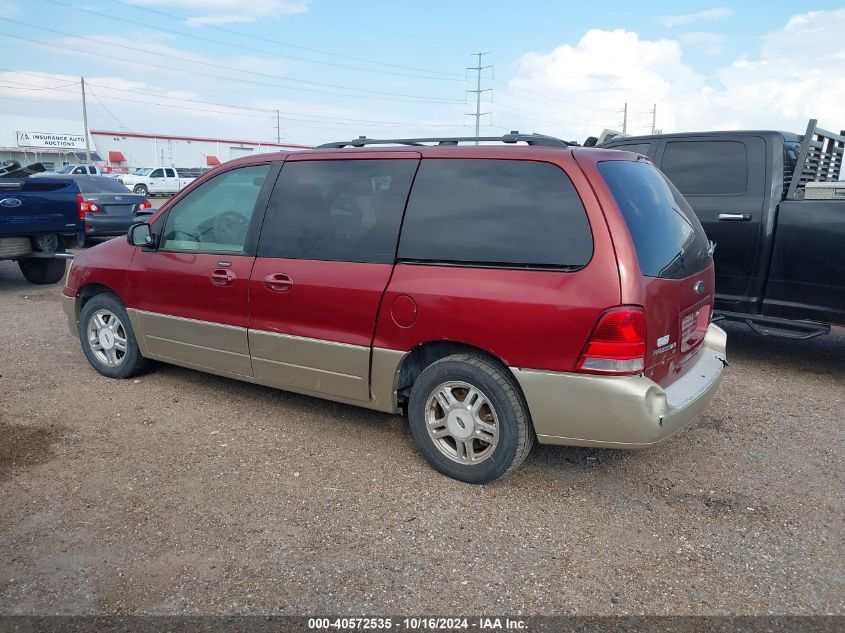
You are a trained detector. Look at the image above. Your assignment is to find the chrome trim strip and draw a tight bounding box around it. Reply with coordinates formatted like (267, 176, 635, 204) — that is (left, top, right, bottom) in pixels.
(249, 329, 370, 402)
(131, 309, 252, 376)
(125, 309, 408, 411)
(251, 354, 362, 380)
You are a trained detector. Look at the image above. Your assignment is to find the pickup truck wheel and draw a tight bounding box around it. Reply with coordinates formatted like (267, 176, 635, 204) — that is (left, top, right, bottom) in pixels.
(78, 293, 150, 379)
(18, 257, 67, 284)
(408, 354, 534, 484)
(133, 184, 148, 196)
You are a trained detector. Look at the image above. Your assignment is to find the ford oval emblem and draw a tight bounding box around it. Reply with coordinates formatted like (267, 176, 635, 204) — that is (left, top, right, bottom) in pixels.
(0, 198, 23, 208)
(694, 280, 705, 295)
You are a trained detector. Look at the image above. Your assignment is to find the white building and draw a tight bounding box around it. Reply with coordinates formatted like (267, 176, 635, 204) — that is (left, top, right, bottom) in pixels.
(0, 114, 98, 170)
(91, 130, 309, 173)
(1, 114, 309, 172)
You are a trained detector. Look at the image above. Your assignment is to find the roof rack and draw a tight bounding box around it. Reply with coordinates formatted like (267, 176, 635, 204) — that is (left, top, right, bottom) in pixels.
(786, 119, 844, 200)
(317, 131, 574, 149)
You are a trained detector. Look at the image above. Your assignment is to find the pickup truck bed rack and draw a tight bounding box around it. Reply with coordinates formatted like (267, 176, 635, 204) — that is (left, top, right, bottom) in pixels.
(785, 119, 844, 200)
(318, 131, 573, 149)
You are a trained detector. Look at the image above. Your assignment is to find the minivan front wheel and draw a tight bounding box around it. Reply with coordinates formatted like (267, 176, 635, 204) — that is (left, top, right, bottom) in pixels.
(408, 354, 534, 484)
(78, 293, 149, 378)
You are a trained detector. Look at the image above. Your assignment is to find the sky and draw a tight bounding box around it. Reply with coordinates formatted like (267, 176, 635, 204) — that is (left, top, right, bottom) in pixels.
(0, 1, 843, 146)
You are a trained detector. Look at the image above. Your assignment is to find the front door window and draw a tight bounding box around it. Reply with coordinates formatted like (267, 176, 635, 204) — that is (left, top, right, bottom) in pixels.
(161, 164, 270, 253)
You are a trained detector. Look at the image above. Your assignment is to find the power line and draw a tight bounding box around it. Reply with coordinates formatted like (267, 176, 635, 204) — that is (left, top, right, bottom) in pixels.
(0, 78, 79, 91)
(0, 22, 462, 104)
(103, 0, 464, 78)
(491, 78, 621, 113)
(43, 0, 462, 83)
(0, 75, 473, 130)
(87, 84, 135, 133)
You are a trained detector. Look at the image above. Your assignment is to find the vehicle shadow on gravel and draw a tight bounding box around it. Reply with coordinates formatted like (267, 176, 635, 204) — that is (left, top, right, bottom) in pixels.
(720, 323, 845, 378)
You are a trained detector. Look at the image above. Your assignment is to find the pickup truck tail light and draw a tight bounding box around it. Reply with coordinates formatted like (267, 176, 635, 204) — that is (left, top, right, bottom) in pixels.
(576, 307, 646, 375)
(77, 194, 99, 218)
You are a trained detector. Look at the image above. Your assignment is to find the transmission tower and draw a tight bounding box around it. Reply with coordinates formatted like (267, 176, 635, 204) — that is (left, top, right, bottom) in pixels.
(467, 52, 492, 143)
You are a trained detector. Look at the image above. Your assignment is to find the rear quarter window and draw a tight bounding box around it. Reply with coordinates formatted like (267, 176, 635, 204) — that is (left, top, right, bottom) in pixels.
(599, 160, 712, 279)
(398, 159, 593, 269)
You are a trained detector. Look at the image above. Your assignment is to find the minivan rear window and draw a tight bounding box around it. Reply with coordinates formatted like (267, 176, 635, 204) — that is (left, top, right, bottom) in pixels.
(598, 160, 711, 279)
(398, 159, 592, 269)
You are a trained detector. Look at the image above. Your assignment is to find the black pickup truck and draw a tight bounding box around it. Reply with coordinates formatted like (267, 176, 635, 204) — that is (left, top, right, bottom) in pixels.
(599, 120, 844, 339)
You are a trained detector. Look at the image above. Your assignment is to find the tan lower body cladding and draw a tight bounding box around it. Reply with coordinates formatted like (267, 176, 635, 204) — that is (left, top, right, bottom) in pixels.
(125, 309, 404, 413)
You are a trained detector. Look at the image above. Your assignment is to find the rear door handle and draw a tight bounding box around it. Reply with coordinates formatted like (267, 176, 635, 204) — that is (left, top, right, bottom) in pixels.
(263, 272, 293, 293)
(210, 268, 236, 286)
(718, 213, 752, 221)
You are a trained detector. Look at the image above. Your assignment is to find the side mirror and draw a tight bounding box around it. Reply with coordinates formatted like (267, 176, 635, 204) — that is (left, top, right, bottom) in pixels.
(127, 223, 155, 247)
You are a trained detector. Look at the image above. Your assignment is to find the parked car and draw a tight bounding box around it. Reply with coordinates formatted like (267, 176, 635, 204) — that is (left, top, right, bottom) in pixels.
(73, 175, 153, 242)
(1, 161, 79, 284)
(599, 119, 844, 339)
(118, 167, 196, 196)
(62, 132, 727, 483)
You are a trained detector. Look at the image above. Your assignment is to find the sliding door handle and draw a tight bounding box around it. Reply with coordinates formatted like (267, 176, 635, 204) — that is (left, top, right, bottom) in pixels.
(263, 272, 293, 293)
(718, 213, 752, 221)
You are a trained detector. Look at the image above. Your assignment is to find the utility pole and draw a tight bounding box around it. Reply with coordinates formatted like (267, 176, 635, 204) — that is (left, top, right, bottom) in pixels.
(622, 102, 628, 134)
(275, 109, 281, 144)
(650, 103, 657, 135)
(466, 52, 492, 144)
(80, 77, 91, 164)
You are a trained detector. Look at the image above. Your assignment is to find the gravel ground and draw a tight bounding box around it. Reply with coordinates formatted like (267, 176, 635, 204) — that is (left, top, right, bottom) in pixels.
(0, 255, 842, 616)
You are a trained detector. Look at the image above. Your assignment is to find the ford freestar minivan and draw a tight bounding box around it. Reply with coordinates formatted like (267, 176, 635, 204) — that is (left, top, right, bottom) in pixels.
(62, 133, 727, 483)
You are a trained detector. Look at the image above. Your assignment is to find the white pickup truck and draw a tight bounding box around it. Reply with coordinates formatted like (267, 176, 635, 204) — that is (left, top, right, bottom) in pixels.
(118, 167, 196, 196)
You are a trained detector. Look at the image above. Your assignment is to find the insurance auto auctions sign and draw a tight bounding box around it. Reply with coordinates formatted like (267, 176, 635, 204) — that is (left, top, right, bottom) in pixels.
(16, 131, 86, 150)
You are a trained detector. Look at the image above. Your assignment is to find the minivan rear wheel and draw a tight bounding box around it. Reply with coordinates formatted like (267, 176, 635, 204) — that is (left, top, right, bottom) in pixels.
(408, 354, 534, 484)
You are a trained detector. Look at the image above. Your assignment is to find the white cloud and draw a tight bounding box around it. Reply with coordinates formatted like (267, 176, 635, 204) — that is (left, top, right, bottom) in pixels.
(680, 32, 727, 56)
(128, 0, 309, 25)
(503, 9, 845, 141)
(658, 7, 732, 28)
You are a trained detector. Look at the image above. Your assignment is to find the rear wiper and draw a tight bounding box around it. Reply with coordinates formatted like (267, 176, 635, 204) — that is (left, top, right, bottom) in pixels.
(658, 250, 685, 277)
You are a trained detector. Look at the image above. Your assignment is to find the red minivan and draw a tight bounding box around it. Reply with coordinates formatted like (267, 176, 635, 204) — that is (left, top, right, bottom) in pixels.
(62, 133, 727, 483)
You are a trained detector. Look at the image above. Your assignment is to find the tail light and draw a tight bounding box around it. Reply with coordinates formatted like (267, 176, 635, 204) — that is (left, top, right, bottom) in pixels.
(577, 307, 646, 375)
(77, 194, 99, 218)
(135, 200, 152, 212)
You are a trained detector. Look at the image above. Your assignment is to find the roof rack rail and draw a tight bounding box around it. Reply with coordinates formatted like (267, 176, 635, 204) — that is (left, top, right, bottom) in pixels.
(317, 131, 574, 149)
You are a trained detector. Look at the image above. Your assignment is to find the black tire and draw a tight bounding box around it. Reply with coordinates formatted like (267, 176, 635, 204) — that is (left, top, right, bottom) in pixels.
(408, 353, 534, 484)
(133, 184, 148, 196)
(78, 293, 151, 379)
(18, 257, 67, 284)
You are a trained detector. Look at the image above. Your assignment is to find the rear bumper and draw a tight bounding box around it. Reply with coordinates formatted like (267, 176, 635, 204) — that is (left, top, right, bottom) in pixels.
(83, 215, 136, 237)
(511, 324, 727, 448)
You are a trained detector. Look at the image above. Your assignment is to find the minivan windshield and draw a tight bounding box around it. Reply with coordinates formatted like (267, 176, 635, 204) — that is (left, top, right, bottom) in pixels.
(598, 160, 711, 279)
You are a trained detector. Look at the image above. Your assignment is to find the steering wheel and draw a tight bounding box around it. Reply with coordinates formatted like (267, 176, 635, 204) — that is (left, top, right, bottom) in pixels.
(213, 211, 249, 246)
